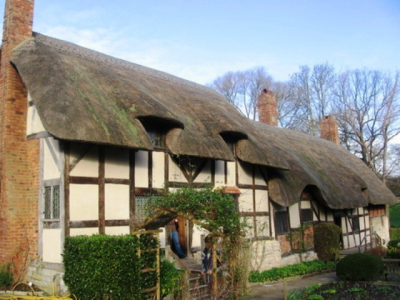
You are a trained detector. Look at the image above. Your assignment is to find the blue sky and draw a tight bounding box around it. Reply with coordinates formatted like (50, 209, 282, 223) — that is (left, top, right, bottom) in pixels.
(1, 0, 399, 84)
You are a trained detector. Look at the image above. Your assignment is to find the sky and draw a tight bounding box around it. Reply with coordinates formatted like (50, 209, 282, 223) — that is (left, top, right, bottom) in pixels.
(0, 0, 399, 85)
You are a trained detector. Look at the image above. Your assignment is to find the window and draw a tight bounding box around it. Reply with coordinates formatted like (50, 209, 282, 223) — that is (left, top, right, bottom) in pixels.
(44, 185, 60, 220)
(147, 130, 164, 148)
(351, 217, 360, 232)
(301, 209, 313, 223)
(275, 211, 289, 235)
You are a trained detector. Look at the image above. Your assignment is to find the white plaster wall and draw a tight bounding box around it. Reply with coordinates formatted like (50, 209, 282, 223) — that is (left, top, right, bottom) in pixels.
(243, 216, 255, 239)
(192, 224, 208, 249)
(105, 184, 129, 220)
(105, 148, 129, 179)
(238, 162, 252, 185)
(254, 168, 265, 185)
(370, 216, 390, 246)
(105, 227, 130, 235)
(289, 203, 300, 228)
(226, 161, 235, 186)
(238, 189, 253, 212)
(194, 160, 212, 183)
(168, 156, 187, 183)
(70, 146, 99, 177)
(214, 160, 225, 185)
(70, 228, 99, 236)
(70, 184, 99, 220)
(42, 229, 62, 263)
(135, 150, 149, 187)
(302, 201, 311, 209)
(152, 151, 165, 188)
(255, 190, 268, 212)
(43, 138, 61, 180)
(255, 216, 269, 236)
(27, 104, 46, 135)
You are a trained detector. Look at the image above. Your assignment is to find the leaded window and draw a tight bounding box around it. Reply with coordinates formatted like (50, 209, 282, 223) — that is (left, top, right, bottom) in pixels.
(44, 185, 60, 220)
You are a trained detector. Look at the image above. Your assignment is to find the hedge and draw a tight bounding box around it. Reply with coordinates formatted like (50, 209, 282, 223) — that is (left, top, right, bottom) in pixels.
(63, 234, 158, 300)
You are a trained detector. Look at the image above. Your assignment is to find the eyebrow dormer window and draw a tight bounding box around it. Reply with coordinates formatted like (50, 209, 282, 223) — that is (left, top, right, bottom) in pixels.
(147, 130, 164, 148)
(220, 131, 248, 155)
(138, 116, 184, 150)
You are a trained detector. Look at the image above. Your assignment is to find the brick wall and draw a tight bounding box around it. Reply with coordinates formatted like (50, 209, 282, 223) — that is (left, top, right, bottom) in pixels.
(257, 89, 278, 126)
(0, 0, 39, 279)
(320, 115, 340, 145)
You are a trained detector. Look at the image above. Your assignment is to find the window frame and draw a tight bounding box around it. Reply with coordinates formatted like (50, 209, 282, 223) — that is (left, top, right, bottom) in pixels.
(275, 210, 290, 235)
(42, 179, 61, 228)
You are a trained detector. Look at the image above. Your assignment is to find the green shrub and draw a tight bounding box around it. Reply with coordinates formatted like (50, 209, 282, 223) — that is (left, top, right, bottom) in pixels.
(249, 260, 334, 283)
(387, 239, 400, 258)
(0, 263, 13, 288)
(390, 228, 400, 240)
(160, 260, 184, 298)
(336, 253, 384, 281)
(63, 234, 158, 300)
(314, 222, 341, 262)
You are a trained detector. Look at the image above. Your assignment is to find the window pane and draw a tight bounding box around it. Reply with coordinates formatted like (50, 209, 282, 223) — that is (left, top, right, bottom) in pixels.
(44, 186, 51, 219)
(275, 211, 289, 235)
(352, 217, 360, 232)
(52, 185, 60, 219)
(301, 209, 313, 223)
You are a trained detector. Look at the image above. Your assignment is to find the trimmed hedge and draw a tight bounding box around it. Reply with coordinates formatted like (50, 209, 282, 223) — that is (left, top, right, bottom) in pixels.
(387, 239, 400, 259)
(336, 253, 384, 281)
(248, 260, 335, 283)
(314, 222, 341, 262)
(63, 234, 158, 300)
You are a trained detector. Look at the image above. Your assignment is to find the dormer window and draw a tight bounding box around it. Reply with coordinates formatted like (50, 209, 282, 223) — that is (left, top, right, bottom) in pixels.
(147, 130, 164, 148)
(138, 116, 184, 150)
(220, 131, 248, 155)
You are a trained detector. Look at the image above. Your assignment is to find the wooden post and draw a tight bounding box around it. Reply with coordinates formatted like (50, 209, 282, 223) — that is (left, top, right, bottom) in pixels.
(212, 246, 218, 298)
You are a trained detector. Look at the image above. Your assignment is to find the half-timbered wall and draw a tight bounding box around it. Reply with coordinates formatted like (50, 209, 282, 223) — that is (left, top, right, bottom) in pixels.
(341, 207, 370, 249)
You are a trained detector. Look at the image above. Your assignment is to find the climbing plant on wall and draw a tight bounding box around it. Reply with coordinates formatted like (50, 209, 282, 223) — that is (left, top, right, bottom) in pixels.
(143, 186, 249, 298)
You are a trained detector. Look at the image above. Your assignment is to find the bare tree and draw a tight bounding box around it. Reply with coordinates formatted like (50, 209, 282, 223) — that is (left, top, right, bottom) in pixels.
(286, 63, 335, 135)
(333, 69, 400, 180)
(208, 67, 272, 120)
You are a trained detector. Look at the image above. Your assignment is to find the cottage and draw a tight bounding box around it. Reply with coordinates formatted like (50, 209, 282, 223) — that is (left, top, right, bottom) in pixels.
(0, 0, 396, 292)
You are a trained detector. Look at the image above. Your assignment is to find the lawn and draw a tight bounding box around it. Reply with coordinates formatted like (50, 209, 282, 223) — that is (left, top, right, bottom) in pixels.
(390, 202, 400, 228)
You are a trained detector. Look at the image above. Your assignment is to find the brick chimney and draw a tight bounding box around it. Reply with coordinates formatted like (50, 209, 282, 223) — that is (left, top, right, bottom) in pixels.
(257, 89, 278, 126)
(320, 115, 340, 145)
(0, 0, 39, 278)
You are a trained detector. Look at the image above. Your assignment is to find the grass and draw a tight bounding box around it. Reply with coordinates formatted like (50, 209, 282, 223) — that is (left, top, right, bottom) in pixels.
(390, 202, 400, 228)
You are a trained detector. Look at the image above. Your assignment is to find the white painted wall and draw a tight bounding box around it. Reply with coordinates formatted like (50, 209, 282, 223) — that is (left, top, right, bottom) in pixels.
(70, 184, 99, 221)
(42, 229, 62, 263)
(226, 161, 235, 186)
(238, 162, 252, 185)
(105, 184, 129, 220)
(290, 203, 300, 228)
(135, 150, 149, 187)
(193, 160, 212, 183)
(214, 160, 225, 185)
(238, 189, 253, 213)
(168, 156, 187, 183)
(152, 151, 165, 188)
(70, 146, 99, 177)
(105, 148, 129, 179)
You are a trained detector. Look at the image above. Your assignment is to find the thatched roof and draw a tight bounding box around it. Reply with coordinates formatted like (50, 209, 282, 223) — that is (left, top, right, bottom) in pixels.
(10, 33, 396, 209)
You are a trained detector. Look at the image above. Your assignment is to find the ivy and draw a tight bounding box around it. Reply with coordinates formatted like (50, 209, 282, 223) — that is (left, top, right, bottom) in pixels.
(146, 186, 244, 238)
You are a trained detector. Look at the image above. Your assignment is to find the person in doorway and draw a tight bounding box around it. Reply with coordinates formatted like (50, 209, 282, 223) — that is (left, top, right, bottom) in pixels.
(201, 235, 221, 283)
(170, 219, 186, 259)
